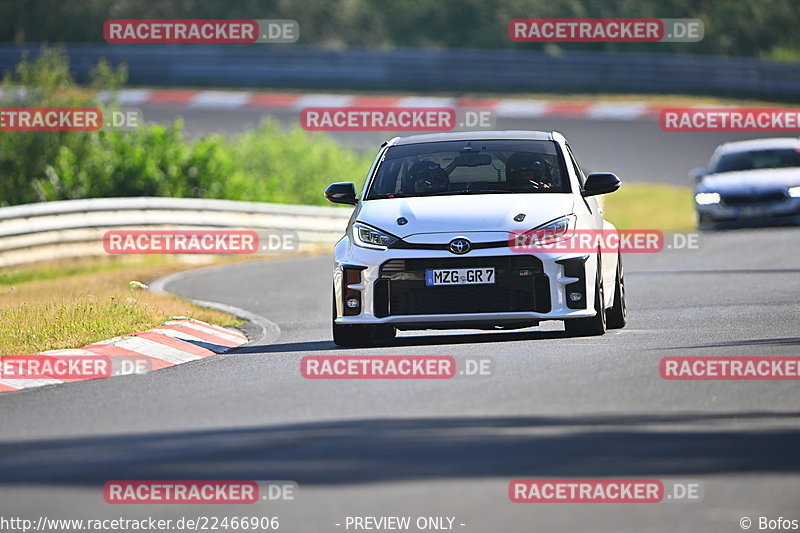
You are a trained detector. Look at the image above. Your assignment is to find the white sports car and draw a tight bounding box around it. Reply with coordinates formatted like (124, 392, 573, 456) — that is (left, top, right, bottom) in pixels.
(326, 131, 626, 347)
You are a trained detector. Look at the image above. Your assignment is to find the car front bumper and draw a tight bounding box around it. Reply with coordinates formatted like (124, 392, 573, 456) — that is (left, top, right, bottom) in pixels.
(333, 238, 604, 327)
(696, 196, 800, 226)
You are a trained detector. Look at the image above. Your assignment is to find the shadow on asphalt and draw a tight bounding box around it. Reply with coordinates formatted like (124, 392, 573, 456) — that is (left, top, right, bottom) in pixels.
(663, 337, 800, 350)
(232, 329, 587, 354)
(631, 269, 800, 276)
(1, 411, 799, 485)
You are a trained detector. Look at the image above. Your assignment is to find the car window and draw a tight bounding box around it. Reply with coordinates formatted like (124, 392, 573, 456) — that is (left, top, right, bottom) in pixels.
(366, 139, 570, 199)
(566, 145, 586, 187)
(710, 148, 800, 174)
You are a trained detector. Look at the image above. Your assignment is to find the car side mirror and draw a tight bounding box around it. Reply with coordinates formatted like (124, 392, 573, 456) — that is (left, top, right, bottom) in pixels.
(324, 182, 358, 205)
(582, 172, 621, 197)
(689, 167, 705, 183)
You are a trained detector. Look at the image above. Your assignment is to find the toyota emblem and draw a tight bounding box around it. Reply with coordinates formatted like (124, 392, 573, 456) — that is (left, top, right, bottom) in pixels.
(448, 238, 471, 255)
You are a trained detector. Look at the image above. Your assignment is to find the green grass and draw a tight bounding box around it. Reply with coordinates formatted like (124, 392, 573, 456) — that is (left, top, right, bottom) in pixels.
(0, 257, 243, 355)
(0, 255, 174, 286)
(602, 183, 695, 231)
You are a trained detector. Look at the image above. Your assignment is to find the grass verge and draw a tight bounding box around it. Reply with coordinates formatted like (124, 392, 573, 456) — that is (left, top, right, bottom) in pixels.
(0, 255, 245, 356)
(603, 183, 695, 231)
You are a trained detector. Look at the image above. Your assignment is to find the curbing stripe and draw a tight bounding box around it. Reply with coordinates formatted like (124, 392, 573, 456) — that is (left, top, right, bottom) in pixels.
(124, 332, 214, 359)
(39, 348, 97, 355)
(246, 93, 299, 107)
(165, 316, 247, 340)
(0, 318, 247, 394)
(350, 96, 403, 107)
(587, 102, 649, 120)
(83, 343, 175, 371)
(493, 100, 550, 118)
(0, 377, 63, 390)
(121, 88, 680, 121)
(189, 90, 252, 109)
(188, 319, 247, 340)
(292, 94, 354, 109)
(149, 328, 235, 353)
(165, 321, 244, 344)
(154, 325, 240, 348)
(545, 102, 593, 116)
(146, 90, 198, 104)
(395, 96, 455, 108)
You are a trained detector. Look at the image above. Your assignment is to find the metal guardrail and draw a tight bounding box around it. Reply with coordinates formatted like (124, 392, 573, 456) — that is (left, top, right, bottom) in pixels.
(0, 197, 351, 267)
(0, 45, 798, 98)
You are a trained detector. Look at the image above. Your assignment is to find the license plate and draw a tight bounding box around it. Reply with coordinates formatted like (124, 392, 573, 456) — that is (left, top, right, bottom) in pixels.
(425, 268, 495, 286)
(738, 205, 773, 218)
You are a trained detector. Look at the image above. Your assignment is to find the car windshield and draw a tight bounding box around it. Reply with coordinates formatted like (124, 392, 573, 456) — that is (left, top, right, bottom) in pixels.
(365, 139, 570, 199)
(709, 148, 800, 174)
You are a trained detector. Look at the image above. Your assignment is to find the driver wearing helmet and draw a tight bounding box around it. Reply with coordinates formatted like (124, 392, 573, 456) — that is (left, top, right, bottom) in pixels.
(405, 160, 450, 194)
(505, 152, 552, 190)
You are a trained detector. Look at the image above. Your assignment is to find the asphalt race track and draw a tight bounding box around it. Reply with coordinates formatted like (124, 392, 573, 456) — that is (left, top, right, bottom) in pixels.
(0, 227, 799, 532)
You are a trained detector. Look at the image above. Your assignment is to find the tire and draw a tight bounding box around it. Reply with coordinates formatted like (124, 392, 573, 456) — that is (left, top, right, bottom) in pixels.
(564, 256, 606, 337)
(332, 293, 396, 347)
(606, 253, 627, 329)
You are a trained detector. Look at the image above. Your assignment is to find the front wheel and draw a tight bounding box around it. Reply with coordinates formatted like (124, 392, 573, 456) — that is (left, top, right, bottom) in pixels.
(606, 253, 627, 329)
(564, 257, 606, 337)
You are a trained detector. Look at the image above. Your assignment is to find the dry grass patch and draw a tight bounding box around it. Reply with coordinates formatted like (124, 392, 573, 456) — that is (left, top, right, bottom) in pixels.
(0, 256, 243, 355)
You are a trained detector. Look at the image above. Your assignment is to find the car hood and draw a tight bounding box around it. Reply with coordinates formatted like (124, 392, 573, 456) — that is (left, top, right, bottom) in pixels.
(356, 194, 576, 239)
(698, 168, 800, 193)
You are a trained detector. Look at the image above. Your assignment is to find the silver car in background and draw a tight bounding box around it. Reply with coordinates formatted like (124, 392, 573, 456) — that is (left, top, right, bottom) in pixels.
(693, 138, 800, 230)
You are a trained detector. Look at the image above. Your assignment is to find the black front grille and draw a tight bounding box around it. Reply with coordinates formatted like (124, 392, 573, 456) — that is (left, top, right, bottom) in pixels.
(376, 256, 550, 316)
(721, 191, 786, 205)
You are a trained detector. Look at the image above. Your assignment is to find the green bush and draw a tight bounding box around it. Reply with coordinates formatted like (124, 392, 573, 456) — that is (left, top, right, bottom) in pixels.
(222, 122, 372, 205)
(0, 46, 124, 205)
(0, 47, 374, 207)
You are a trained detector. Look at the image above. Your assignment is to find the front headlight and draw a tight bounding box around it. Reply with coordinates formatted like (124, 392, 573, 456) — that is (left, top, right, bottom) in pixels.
(695, 192, 721, 205)
(788, 186, 800, 198)
(352, 223, 399, 250)
(521, 214, 576, 244)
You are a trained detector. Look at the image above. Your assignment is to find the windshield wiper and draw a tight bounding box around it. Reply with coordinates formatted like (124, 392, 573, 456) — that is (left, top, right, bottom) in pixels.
(425, 190, 510, 196)
(367, 193, 411, 200)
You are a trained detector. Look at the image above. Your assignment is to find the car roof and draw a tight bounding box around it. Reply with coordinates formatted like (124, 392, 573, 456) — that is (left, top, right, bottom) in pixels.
(716, 137, 800, 154)
(391, 130, 556, 146)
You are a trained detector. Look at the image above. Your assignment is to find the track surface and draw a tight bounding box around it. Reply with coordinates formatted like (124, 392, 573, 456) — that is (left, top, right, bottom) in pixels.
(140, 105, 794, 185)
(1, 227, 799, 532)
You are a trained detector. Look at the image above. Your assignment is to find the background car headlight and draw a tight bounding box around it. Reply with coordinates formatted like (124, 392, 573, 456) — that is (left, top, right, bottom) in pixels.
(352, 223, 399, 249)
(788, 186, 800, 198)
(695, 192, 721, 205)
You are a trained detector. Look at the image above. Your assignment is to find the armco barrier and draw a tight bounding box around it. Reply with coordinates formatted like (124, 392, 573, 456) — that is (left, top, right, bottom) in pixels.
(0, 45, 798, 98)
(0, 197, 352, 267)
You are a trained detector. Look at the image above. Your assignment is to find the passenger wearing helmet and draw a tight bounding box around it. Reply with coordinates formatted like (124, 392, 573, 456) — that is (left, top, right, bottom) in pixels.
(505, 152, 552, 190)
(404, 160, 450, 194)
